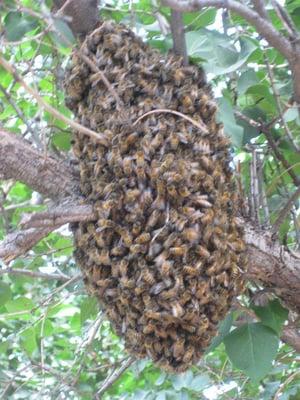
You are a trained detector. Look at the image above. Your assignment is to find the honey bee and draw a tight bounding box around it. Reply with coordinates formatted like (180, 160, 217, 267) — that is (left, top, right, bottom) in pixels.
(161, 260, 173, 276)
(134, 232, 150, 244)
(193, 139, 211, 154)
(173, 337, 185, 359)
(181, 323, 196, 333)
(228, 238, 246, 252)
(212, 236, 227, 251)
(119, 259, 129, 276)
(160, 153, 175, 173)
(130, 243, 147, 255)
(215, 271, 230, 287)
(120, 132, 138, 152)
(126, 329, 142, 343)
(169, 245, 187, 257)
(196, 245, 210, 259)
(199, 155, 213, 172)
(172, 302, 184, 318)
(162, 233, 177, 250)
(125, 189, 140, 203)
(115, 227, 133, 247)
(132, 221, 142, 236)
(178, 185, 190, 198)
(142, 293, 153, 308)
(145, 211, 160, 232)
(145, 310, 161, 320)
(104, 288, 118, 298)
(201, 209, 215, 225)
(98, 249, 111, 265)
(179, 290, 192, 305)
(141, 188, 153, 209)
(110, 244, 127, 256)
(76, 232, 91, 248)
(182, 346, 194, 364)
(91, 266, 101, 282)
(148, 243, 163, 259)
(168, 132, 180, 150)
(183, 225, 199, 244)
(159, 287, 177, 300)
(150, 132, 164, 151)
(96, 278, 111, 287)
(193, 195, 212, 208)
(152, 179, 166, 210)
(155, 327, 168, 340)
(174, 68, 185, 86)
(123, 156, 133, 175)
(183, 265, 199, 276)
(174, 275, 184, 291)
(149, 282, 166, 295)
(205, 260, 223, 276)
(143, 270, 155, 285)
(120, 277, 135, 289)
(143, 323, 156, 334)
(166, 184, 177, 198)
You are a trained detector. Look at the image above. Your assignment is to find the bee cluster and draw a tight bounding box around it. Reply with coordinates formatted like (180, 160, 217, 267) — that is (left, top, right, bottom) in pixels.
(65, 20, 246, 372)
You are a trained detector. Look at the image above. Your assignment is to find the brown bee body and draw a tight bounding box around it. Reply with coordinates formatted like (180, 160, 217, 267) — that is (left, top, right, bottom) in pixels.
(66, 20, 246, 373)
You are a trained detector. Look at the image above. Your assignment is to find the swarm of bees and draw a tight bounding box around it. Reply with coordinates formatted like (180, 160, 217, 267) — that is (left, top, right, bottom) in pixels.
(65, 20, 247, 372)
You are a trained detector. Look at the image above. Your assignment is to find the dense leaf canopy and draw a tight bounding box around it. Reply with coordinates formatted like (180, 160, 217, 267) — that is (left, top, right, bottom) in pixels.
(0, 0, 299, 399)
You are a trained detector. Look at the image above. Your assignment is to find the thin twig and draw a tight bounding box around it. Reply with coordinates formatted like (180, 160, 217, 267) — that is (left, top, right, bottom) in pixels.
(95, 357, 135, 399)
(170, 10, 188, 65)
(0, 266, 71, 281)
(264, 55, 300, 152)
(272, 186, 300, 234)
(273, 370, 300, 400)
(133, 108, 209, 133)
(235, 111, 300, 186)
(0, 57, 108, 146)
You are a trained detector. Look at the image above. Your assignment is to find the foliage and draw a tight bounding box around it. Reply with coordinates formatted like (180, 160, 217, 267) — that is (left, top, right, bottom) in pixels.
(0, 0, 299, 399)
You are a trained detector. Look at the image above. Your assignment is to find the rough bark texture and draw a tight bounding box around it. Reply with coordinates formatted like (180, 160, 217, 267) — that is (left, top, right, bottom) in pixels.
(1, 129, 299, 312)
(244, 225, 300, 312)
(0, 129, 79, 199)
(0, 129, 299, 350)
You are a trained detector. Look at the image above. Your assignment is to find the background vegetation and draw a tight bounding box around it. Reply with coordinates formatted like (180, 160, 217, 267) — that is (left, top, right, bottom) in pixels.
(0, 0, 299, 399)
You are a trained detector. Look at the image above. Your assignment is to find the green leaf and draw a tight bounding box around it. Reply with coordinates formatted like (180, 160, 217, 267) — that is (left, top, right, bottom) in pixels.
(20, 327, 37, 356)
(183, 9, 217, 28)
(252, 299, 288, 334)
(189, 374, 211, 391)
(237, 70, 259, 95)
(171, 370, 194, 390)
(50, 19, 75, 47)
(206, 312, 234, 352)
(4, 12, 38, 41)
(237, 106, 267, 144)
(224, 323, 279, 381)
(5, 297, 34, 313)
(80, 297, 99, 324)
(217, 98, 244, 147)
(0, 282, 12, 305)
(52, 131, 72, 151)
(155, 371, 167, 386)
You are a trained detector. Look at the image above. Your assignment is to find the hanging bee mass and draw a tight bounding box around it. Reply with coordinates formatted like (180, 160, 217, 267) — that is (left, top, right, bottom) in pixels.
(65, 20, 247, 372)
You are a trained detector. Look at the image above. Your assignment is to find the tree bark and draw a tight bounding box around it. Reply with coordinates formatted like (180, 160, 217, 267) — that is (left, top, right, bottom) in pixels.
(0, 129, 299, 312)
(0, 129, 79, 199)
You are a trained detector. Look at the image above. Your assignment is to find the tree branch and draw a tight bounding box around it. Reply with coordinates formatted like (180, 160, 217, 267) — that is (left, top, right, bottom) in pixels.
(170, 10, 188, 65)
(162, 0, 293, 59)
(0, 129, 79, 199)
(0, 226, 59, 263)
(0, 129, 300, 338)
(20, 203, 96, 229)
(245, 223, 300, 312)
(162, 0, 300, 104)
